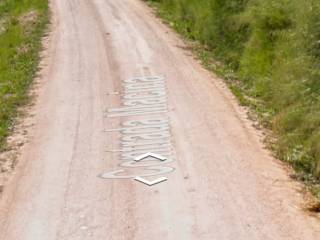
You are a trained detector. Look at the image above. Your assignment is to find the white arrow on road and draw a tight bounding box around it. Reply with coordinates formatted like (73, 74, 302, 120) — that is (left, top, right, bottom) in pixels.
(134, 176, 168, 186)
(133, 153, 169, 186)
(134, 152, 167, 161)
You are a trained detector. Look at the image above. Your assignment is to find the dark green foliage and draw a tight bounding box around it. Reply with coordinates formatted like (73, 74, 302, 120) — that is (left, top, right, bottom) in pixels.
(150, 0, 320, 180)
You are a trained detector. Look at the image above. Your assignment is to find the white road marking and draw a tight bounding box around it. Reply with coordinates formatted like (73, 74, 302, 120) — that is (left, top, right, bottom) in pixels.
(102, 76, 174, 180)
(100, 166, 175, 179)
(134, 152, 167, 161)
(134, 176, 168, 186)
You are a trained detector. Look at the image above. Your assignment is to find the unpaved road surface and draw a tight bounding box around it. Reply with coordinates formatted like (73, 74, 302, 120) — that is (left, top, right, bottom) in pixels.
(0, 0, 320, 239)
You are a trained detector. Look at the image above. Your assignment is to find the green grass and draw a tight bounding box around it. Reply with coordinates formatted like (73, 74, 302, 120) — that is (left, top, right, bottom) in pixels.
(0, 0, 49, 150)
(147, 0, 320, 197)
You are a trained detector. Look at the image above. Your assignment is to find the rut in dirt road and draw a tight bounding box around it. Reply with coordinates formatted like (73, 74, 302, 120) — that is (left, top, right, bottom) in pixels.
(0, 0, 319, 240)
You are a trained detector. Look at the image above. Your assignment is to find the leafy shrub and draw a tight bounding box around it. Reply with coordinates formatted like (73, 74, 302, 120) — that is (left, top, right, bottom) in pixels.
(151, 0, 320, 178)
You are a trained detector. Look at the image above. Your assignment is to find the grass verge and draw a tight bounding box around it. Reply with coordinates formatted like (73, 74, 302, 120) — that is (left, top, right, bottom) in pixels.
(145, 0, 320, 202)
(0, 0, 49, 150)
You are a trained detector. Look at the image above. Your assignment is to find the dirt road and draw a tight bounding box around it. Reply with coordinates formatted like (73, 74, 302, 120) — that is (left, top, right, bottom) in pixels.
(0, 0, 319, 239)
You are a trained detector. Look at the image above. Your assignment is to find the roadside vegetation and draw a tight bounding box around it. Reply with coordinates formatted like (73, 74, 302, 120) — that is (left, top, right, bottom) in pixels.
(147, 0, 320, 197)
(0, 0, 49, 150)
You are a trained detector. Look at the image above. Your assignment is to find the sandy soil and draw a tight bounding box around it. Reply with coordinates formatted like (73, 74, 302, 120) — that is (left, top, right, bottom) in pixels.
(0, 0, 319, 239)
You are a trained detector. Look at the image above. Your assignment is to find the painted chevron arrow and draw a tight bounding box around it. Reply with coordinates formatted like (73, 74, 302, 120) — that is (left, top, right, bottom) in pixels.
(134, 176, 168, 186)
(134, 152, 167, 161)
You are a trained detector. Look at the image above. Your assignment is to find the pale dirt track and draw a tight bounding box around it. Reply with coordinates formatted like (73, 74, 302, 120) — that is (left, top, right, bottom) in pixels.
(0, 0, 320, 239)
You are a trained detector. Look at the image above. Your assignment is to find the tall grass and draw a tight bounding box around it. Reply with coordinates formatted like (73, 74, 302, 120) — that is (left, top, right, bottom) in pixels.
(0, 0, 49, 149)
(149, 0, 320, 181)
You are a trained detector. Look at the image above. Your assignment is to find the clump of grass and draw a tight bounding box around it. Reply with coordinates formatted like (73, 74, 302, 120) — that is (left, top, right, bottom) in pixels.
(147, 0, 320, 189)
(0, 0, 49, 150)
